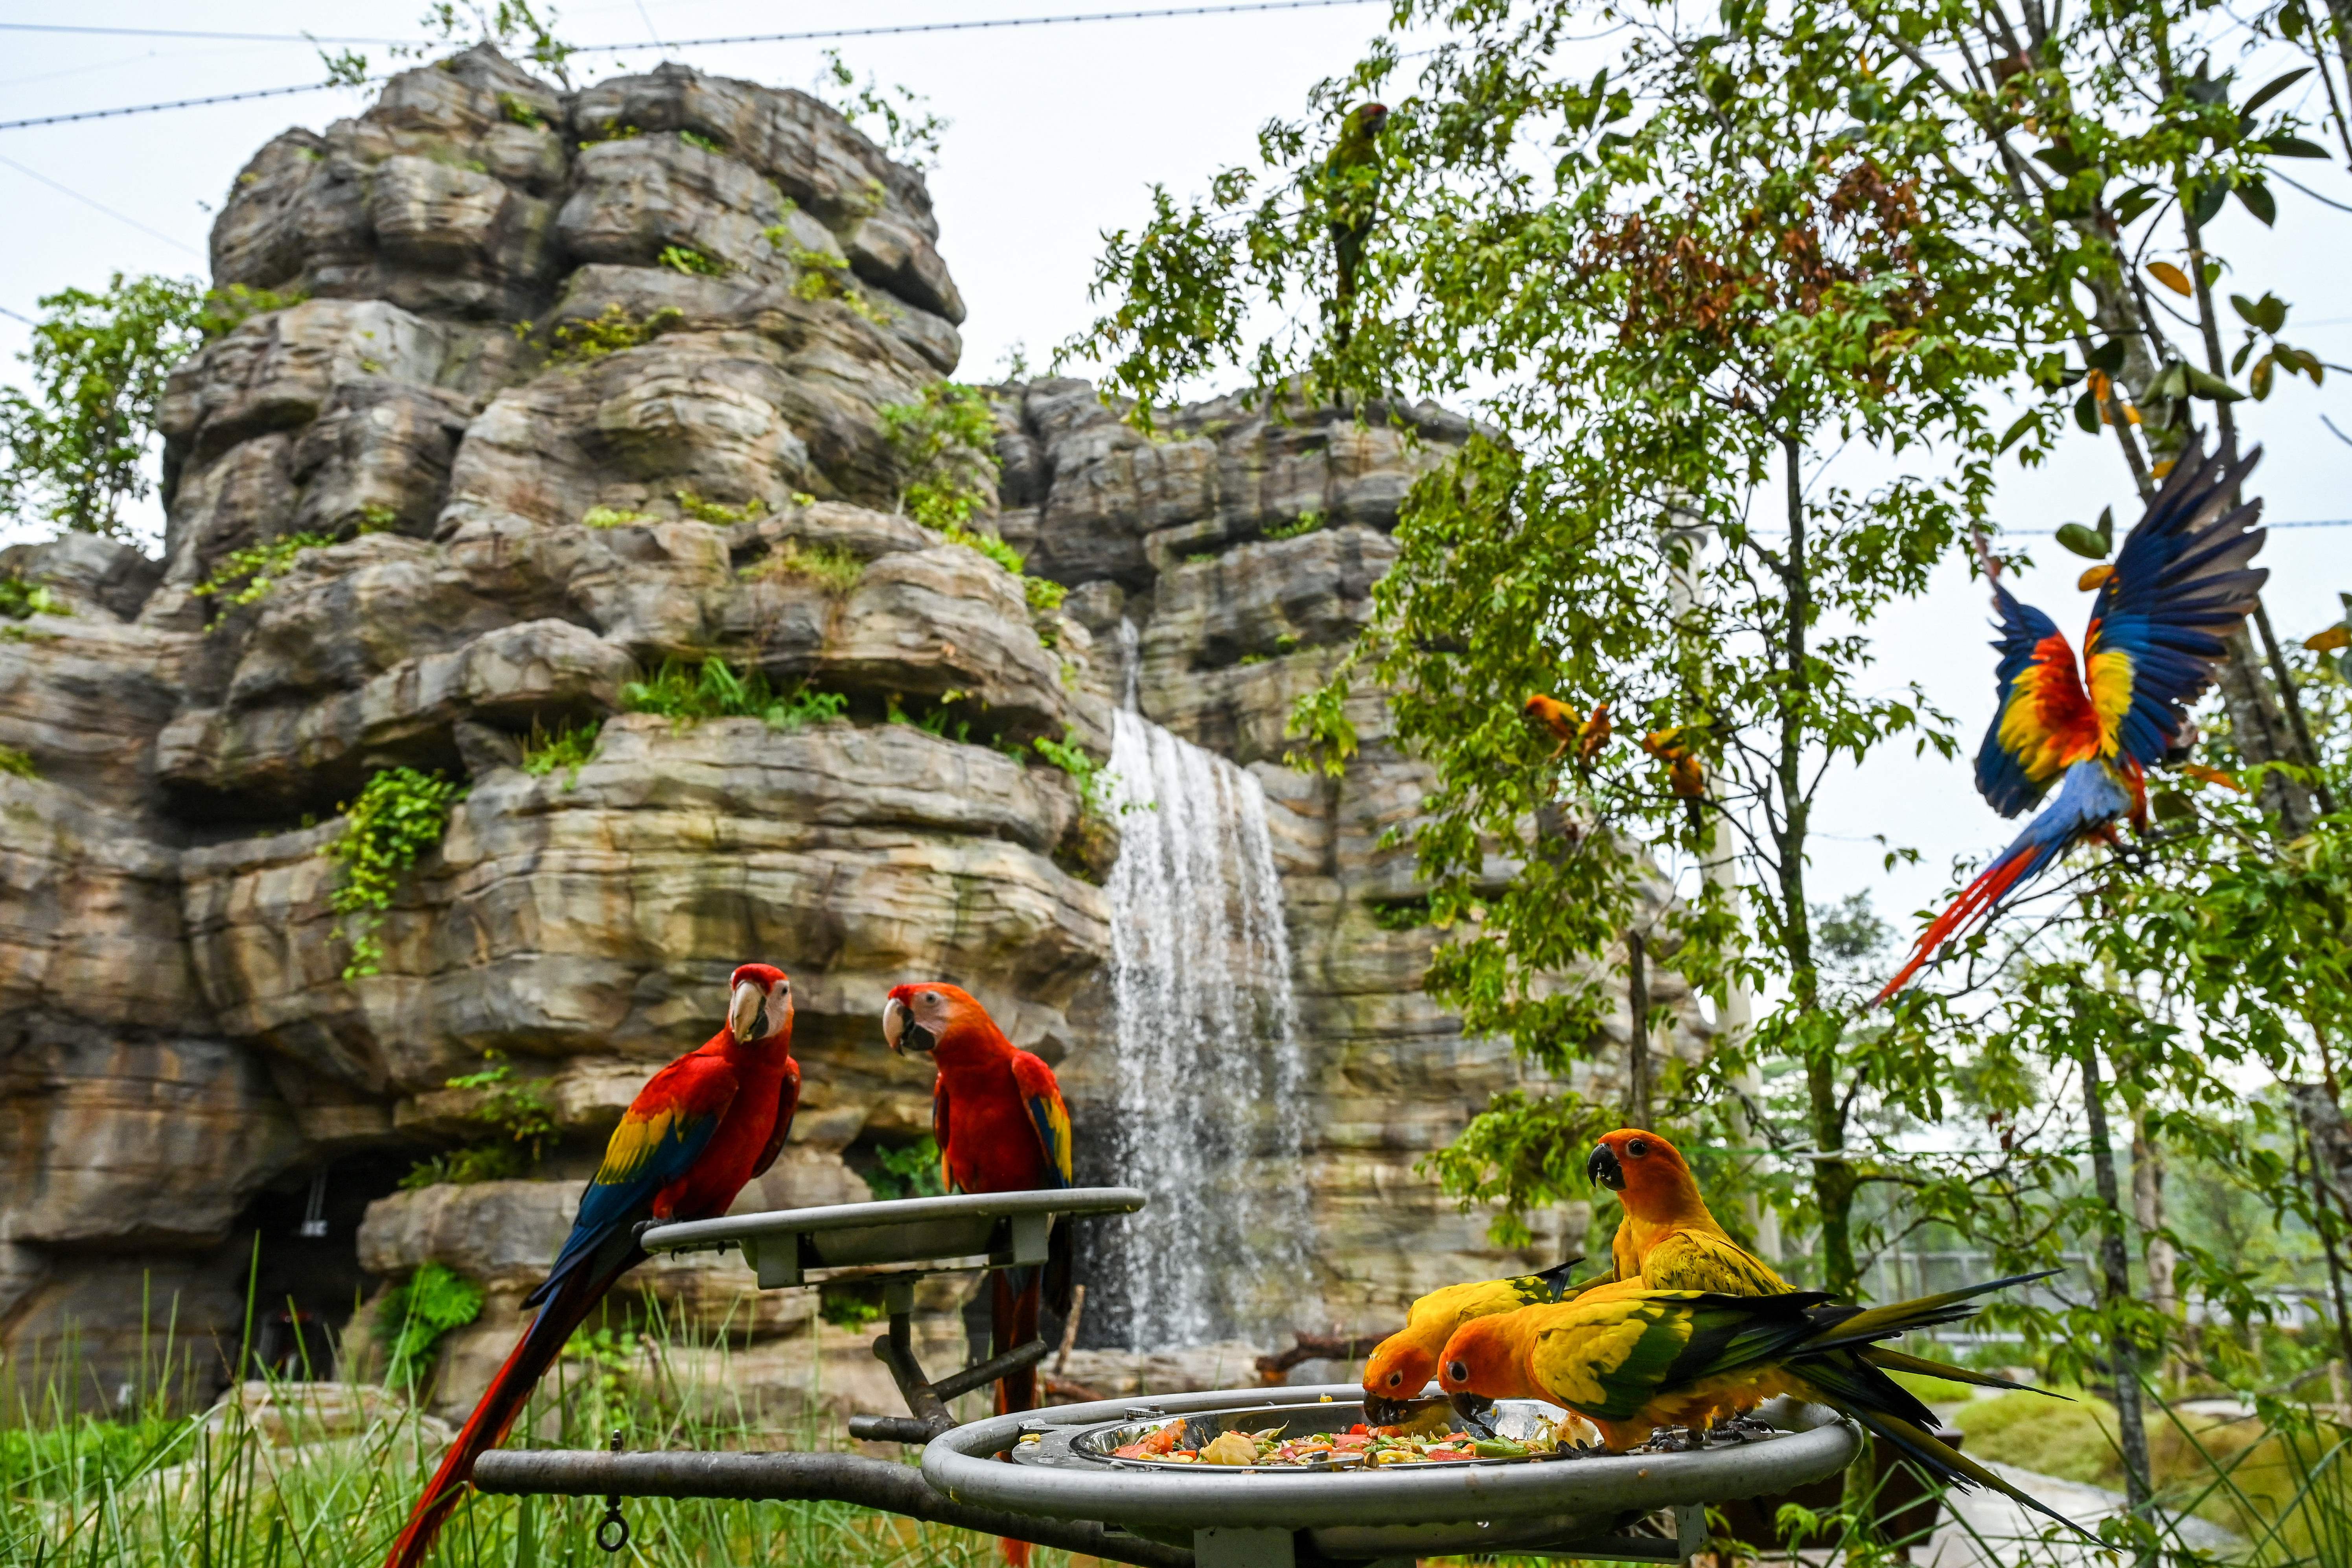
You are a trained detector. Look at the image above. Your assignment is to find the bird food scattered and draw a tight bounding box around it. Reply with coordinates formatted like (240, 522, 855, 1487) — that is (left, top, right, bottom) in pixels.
(1106, 1416, 1569, 1469)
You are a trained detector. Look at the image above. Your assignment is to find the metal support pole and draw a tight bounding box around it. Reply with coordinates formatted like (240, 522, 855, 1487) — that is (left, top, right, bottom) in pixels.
(471, 1449, 1193, 1568)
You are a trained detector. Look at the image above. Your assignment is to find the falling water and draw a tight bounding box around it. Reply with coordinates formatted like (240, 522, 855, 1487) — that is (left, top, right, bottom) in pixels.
(1093, 701, 1311, 1349)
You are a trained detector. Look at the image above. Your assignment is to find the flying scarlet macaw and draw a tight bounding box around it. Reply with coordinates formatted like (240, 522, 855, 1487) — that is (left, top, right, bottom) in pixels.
(882, 982, 1071, 1567)
(1435, 1274, 2091, 1540)
(384, 964, 801, 1568)
(1875, 441, 2268, 1003)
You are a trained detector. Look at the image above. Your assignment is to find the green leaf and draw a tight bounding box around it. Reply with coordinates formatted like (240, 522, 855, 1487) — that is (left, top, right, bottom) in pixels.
(2087, 337, 2127, 374)
(2110, 184, 2160, 226)
(2074, 388, 2102, 432)
(2240, 67, 2310, 117)
(2234, 179, 2276, 226)
(2055, 522, 2111, 559)
(2250, 353, 2275, 400)
(2190, 177, 2229, 226)
(2260, 134, 2331, 158)
(1998, 412, 2038, 453)
(2231, 291, 2288, 334)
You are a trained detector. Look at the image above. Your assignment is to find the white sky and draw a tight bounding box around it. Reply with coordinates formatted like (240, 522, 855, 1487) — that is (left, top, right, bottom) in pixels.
(0, 0, 2344, 924)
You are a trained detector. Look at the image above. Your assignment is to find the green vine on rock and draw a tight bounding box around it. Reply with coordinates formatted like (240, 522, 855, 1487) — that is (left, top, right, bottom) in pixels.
(399, 1048, 559, 1189)
(0, 573, 68, 620)
(326, 767, 464, 979)
(622, 657, 848, 731)
(192, 532, 336, 614)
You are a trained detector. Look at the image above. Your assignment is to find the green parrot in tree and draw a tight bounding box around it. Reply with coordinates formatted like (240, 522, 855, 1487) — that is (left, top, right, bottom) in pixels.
(1323, 101, 1389, 348)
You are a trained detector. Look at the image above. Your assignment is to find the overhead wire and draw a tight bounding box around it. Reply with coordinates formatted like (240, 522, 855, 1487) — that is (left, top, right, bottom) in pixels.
(0, 152, 204, 256)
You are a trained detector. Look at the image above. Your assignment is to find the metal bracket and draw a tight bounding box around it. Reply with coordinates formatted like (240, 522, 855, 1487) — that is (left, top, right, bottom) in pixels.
(854, 1285, 1051, 1445)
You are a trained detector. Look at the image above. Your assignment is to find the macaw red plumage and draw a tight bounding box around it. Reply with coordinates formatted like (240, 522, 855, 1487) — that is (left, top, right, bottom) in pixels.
(883, 982, 1072, 1568)
(383, 964, 801, 1568)
(1875, 440, 2269, 1003)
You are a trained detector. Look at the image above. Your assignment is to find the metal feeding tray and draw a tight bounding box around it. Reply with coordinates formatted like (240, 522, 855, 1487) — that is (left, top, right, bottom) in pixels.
(640, 1186, 1147, 1288)
(924, 1386, 1861, 1567)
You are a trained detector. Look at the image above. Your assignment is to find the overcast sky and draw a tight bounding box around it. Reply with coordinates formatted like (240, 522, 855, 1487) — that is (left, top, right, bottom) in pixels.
(0, 0, 2344, 929)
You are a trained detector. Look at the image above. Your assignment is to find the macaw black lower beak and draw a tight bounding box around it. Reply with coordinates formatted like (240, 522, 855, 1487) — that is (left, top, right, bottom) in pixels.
(882, 997, 937, 1055)
(1586, 1143, 1624, 1190)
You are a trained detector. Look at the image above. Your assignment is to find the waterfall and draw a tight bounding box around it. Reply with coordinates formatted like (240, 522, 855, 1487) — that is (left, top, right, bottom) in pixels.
(1093, 704, 1310, 1350)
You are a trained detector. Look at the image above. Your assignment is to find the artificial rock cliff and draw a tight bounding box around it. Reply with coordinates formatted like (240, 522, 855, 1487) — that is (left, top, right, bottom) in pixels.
(0, 49, 1703, 1419)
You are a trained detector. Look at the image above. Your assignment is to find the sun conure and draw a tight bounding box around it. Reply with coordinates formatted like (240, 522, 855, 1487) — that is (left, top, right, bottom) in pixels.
(1578, 1128, 1789, 1300)
(1358, 1259, 1584, 1424)
(1437, 1274, 2093, 1542)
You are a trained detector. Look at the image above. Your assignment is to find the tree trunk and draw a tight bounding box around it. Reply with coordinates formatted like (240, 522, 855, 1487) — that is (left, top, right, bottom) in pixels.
(1625, 931, 1653, 1130)
(1774, 433, 1850, 1299)
(2082, 1041, 2156, 1562)
(2130, 1115, 2178, 1388)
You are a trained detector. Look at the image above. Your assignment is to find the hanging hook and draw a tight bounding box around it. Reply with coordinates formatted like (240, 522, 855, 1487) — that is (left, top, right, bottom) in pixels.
(596, 1428, 630, 1553)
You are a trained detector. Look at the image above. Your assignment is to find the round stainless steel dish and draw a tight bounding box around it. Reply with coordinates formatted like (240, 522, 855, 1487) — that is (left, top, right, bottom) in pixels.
(922, 1384, 1859, 1559)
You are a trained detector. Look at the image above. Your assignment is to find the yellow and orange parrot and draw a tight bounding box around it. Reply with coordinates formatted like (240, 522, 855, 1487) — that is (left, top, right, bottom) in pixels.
(1876, 440, 2268, 1002)
(1358, 1260, 1583, 1424)
(883, 983, 1073, 1568)
(384, 964, 801, 1568)
(1437, 1275, 2092, 1540)
(1524, 694, 1612, 769)
(1581, 1128, 1789, 1299)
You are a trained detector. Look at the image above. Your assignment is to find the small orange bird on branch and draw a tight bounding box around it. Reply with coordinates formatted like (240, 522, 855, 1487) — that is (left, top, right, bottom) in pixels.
(1524, 694, 1611, 769)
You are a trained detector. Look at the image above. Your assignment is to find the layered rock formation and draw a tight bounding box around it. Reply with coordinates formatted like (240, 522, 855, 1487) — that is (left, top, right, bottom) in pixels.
(0, 49, 1702, 1418)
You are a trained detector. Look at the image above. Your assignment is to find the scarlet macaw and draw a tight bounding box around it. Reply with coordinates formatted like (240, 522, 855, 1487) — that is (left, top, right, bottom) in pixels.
(882, 982, 1071, 1567)
(1875, 441, 2269, 1003)
(1436, 1274, 2092, 1539)
(384, 964, 801, 1568)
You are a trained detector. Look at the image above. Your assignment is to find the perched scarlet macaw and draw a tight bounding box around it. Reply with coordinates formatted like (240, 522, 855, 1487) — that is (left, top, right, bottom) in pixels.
(1876, 441, 2267, 1003)
(385, 964, 801, 1568)
(883, 982, 1071, 1568)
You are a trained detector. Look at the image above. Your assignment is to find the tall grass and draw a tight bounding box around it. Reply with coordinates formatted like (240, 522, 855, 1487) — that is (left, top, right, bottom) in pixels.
(1, 1297, 1051, 1568)
(1941, 1380, 2352, 1565)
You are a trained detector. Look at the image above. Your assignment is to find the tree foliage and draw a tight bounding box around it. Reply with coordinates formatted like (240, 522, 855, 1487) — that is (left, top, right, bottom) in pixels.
(0, 274, 204, 540)
(1072, 0, 2352, 1368)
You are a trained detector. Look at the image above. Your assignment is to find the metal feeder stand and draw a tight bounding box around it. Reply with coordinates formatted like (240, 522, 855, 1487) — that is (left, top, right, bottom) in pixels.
(471, 1189, 1860, 1567)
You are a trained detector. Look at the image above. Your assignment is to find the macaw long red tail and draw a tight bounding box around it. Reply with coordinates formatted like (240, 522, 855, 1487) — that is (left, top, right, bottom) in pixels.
(989, 1270, 1044, 1568)
(1870, 847, 2045, 1005)
(382, 1262, 624, 1568)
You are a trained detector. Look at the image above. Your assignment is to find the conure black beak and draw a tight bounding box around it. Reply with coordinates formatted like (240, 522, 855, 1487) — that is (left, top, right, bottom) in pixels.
(1447, 1391, 1498, 1434)
(1586, 1142, 1625, 1190)
(1360, 1393, 1413, 1427)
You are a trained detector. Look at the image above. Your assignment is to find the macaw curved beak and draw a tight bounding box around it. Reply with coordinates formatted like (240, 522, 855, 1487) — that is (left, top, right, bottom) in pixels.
(2077, 564, 2115, 593)
(1586, 1143, 1624, 1191)
(729, 979, 768, 1042)
(882, 996, 936, 1055)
